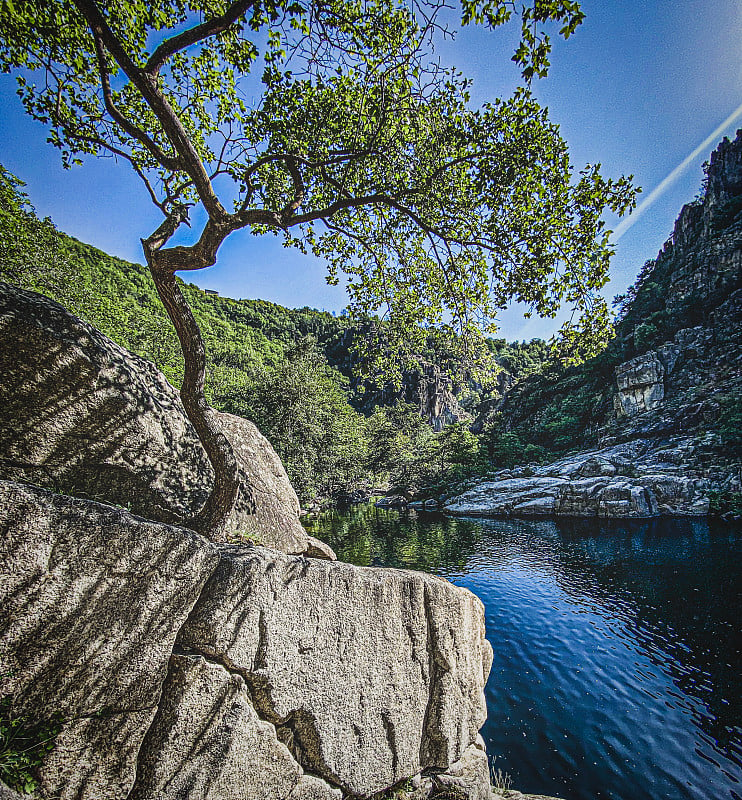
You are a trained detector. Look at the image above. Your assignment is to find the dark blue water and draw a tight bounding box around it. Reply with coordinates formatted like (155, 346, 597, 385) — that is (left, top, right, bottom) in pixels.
(304, 507, 742, 800)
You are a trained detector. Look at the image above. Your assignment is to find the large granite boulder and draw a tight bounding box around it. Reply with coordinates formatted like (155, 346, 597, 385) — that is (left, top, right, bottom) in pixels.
(177, 545, 493, 797)
(0, 480, 494, 800)
(0, 480, 219, 800)
(0, 283, 311, 554)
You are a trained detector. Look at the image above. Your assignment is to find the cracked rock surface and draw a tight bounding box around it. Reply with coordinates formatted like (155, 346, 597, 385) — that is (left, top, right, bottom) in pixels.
(129, 652, 338, 800)
(178, 545, 493, 797)
(0, 480, 219, 800)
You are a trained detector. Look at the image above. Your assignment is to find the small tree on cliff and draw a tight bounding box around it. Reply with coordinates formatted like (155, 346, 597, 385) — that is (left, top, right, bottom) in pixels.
(0, 0, 634, 540)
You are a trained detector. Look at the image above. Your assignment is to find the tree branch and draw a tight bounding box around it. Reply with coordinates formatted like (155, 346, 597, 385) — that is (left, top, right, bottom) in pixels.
(281, 157, 305, 221)
(71, 0, 228, 220)
(145, 0, 256, 74)
(91, 30, 181, 171)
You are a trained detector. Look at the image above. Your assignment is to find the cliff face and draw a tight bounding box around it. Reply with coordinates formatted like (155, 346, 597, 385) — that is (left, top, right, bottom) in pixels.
(499, 131, 742, 454)
(402, 361, 469, 431)
(359, 360, 470, 432)
(599, 136, 742, 447)
(447, 133, 742, 519)
(664, 130, 742, 312)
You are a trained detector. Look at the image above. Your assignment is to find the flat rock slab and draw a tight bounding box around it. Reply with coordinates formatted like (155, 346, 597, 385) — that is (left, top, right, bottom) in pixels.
(0, 480, 218, 800)
(445, 440, 710, 519)
(178, 545, 493, 797)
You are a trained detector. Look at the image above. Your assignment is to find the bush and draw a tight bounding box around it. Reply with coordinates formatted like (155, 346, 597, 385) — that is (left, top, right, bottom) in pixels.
(633, 321, 659, 352)
(0, 700, 61, 795)
(717, 394, 742, 454)
(708, 490, 742, 516)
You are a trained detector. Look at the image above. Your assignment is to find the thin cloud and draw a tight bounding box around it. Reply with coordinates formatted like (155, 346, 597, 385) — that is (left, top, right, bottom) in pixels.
(611, 102, 742, 242)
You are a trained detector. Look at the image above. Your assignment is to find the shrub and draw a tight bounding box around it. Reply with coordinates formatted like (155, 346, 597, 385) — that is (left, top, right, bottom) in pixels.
(0, 700, 61, 795)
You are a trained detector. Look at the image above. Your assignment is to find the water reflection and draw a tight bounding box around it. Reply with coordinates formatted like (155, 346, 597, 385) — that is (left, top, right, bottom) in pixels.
(306, 508, 742, 800)
(302, 504, 484, 573)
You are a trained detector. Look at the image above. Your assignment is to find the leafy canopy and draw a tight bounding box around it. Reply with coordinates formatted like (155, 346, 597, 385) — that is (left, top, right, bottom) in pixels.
(0, 0, 634, 368)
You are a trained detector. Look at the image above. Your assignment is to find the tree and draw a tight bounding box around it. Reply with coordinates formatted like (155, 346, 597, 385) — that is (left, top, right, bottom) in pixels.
(0, 0, 635, 539)
(221, 338, 369, 502)
(365, 403, 437, 488)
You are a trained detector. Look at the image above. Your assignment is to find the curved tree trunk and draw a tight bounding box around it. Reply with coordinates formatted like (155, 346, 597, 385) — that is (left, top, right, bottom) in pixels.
(145, 254, 239, 541)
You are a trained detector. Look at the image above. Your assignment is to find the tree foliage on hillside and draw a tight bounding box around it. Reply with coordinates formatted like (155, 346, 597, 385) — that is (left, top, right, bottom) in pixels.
(0, 170, 554, 503)
(0, 0, 634, 537)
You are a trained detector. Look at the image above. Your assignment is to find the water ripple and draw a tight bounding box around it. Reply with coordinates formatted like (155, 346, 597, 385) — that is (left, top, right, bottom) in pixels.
(308, 507, 742, 800)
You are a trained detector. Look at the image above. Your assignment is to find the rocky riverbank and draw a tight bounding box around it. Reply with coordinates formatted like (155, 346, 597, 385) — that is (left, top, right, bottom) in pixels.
(442, 438, 733, 519)
(380, 437, 739, 521)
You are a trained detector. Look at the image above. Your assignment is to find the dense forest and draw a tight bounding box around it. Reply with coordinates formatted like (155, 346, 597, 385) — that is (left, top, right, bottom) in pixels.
(1, 165, 556, 504)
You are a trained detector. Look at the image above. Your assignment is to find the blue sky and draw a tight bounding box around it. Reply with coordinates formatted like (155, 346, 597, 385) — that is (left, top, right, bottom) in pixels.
(1, 0, 740, 341)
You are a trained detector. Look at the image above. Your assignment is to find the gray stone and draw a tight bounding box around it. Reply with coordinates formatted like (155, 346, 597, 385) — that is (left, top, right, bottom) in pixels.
(375, 494, 408, 508)
(0, 782, 26, 800)
(596, 482, 657, 518)
(614, 352, 665, 418)
(576, 457, 616, 478)
(0, 283, 310, 553)
(178, 546, 492, 797)
(433, 739, 492, 800)
(445, 440, 713, 519)
(403, 361, 470, 432)
(303, 535, 337, 561)
(444, 478, 566, 516)
(499, 792, 565, 800)
(130, 653, 303, 800)
(0, 480, 218, 800)
(642, 474, 706, 514)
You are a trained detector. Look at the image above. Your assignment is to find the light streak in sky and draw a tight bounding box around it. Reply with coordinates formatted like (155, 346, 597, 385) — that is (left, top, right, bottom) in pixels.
(611, 101, 742, 242)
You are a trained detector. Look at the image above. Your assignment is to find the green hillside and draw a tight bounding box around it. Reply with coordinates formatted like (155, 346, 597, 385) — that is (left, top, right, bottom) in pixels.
(1, 165, 553, 503)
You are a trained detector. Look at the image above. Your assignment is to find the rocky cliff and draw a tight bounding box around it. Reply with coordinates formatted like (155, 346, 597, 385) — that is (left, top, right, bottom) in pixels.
(0, 284, 499, 800)
(359, 359, 470, 432)
(448, 132, 742, 519)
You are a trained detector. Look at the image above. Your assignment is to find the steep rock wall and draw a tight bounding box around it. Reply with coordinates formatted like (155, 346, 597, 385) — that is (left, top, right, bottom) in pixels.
(481, 131, 742, 488)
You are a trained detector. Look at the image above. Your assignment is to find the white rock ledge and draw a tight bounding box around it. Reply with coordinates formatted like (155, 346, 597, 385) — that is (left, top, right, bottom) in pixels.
(444, 440, 711, 519)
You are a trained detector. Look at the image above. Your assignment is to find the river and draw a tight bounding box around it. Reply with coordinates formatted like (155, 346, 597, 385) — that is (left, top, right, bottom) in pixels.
(303, 506, 742, 800)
